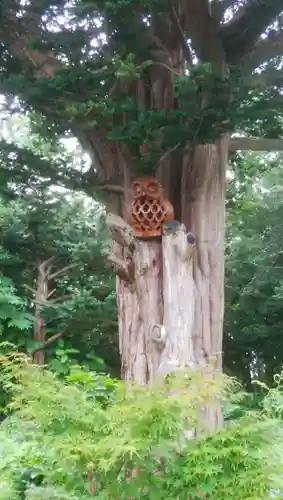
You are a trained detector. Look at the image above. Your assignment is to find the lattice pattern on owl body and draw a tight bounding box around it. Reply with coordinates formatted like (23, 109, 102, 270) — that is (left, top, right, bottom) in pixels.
(124, 178, 175, 238)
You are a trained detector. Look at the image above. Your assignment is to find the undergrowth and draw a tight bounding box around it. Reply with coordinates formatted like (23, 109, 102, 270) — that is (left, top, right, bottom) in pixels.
(0, 352, 283, 499)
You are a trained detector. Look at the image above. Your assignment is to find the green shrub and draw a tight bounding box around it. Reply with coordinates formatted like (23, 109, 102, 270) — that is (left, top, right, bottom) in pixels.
(0, 353, 282, 499)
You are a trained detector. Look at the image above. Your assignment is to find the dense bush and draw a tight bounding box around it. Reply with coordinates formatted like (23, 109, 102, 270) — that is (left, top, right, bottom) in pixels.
(0, 353, 283, 499)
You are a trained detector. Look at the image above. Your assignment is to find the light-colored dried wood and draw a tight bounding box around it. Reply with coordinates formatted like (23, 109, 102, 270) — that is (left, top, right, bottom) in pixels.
(158, 221, 196, 372)
(229, 137, 283, 152)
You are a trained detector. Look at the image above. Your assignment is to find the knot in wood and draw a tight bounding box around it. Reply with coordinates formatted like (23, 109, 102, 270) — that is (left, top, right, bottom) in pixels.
(186, 232, 196, 245)
(152, 324, 167, 345)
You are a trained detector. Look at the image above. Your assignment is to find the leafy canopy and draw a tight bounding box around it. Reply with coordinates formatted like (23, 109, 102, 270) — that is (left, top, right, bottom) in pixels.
(0, 0, 282, 177)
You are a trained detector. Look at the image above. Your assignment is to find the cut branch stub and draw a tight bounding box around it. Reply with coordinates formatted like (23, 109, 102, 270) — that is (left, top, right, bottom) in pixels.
(108, 251, 135, 284)
(106, 213, 133, 247)
(162, 221, 196, 261)
(152, 324, 167, 346)
(106, 214, 135, 284)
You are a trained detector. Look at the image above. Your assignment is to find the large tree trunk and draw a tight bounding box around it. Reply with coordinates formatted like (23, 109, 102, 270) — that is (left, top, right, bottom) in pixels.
(108, 139, 227, 410)
(181, 141, 227, 372)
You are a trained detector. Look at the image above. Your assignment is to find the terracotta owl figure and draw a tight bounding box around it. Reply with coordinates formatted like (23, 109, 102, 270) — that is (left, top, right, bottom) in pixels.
(124, 177, 175, 238)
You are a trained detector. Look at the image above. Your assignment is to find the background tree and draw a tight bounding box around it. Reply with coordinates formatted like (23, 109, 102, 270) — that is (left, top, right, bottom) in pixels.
(0, 111, 119, 374)
(0, 0, 283, 389)
(224, 151, 283, 389)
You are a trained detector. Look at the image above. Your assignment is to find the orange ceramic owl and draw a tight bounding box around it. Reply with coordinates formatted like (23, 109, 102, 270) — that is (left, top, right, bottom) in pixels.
(124, 177, 175, 238)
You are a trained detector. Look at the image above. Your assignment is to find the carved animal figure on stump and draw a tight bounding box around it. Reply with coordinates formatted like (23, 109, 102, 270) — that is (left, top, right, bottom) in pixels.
(124, 177, 175, 238)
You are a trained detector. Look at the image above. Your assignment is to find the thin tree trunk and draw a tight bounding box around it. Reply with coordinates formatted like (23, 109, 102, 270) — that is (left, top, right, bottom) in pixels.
(32, 259, 53, 365)
(30, 258, 76, 364)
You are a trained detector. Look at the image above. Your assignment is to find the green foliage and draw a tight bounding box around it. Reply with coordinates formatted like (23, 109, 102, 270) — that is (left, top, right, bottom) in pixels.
(48, 341, 81, 375)
(225, 152, 283, 388)
(7, 61, 283, 175)
(0, 274, 34, 418)
(41, 287, 118, 375)
(1, 0, 282, 175)
(0, 353, 282, 499)
(66, 363, 119, 407)
(0, 275, 33, 334)
(0, 110, 119, 376)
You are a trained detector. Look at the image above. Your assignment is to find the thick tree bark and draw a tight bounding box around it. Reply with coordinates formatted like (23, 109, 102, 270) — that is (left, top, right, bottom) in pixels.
(181, 140, 227, 371)
(107, 217, 163, 383)
(117, 242, 163, 383)
(107, 139, 228, 409)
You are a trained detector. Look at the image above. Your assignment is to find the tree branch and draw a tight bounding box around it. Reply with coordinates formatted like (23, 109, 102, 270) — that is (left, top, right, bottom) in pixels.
(30, 331, 65, 356)
(48, 263, 79, 281)
(249, 69, 283, 89)
(38, 257, 56, 278)
(47, 289, 56, 299)
(96, 184, 127, 195)
(229, 137, 283, 152)
(23, 0, 51, 24)
(0, 10, 108, 176)
(24, 284, 37, 296)
(183, 0, 226, 65)
(211, 0, 238, 22)
(222, 0, 283, 63)
(240, 30, 283, 69)
(37, 257, 55, 285)
(50, 294, 73, 304)
(0, 12, 61, 78)
(106, 214, 133, 247)
(170, 3, 193, 63)
(33, 294, 73, 307)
